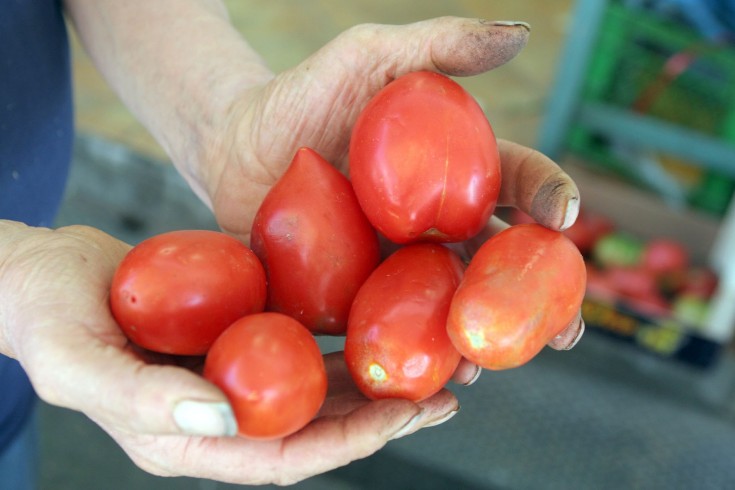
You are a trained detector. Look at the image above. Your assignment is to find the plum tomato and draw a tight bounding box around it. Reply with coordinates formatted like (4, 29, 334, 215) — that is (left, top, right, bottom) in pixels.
(344, 243, 464, 401)
(641, 238, 689, 277)
(110, 230, 266, 355)
(251, 147, 380, 335)
(605, 265, 660, 299)
(349, 71, 501, 244)
(447, 223, 586, 370)
(204, 312, 327, 440)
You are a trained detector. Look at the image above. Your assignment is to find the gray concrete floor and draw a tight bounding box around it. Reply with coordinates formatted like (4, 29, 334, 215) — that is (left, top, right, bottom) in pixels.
(40, 135, 735, 489)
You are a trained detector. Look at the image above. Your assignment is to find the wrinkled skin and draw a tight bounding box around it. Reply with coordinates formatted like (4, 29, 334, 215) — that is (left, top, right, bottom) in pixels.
(1, 16, 583, 486)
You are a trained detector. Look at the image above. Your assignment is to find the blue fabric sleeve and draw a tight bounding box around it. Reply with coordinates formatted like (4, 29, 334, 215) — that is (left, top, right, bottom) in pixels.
(0, 0, 74, 453)
(1, 0, 74, 227)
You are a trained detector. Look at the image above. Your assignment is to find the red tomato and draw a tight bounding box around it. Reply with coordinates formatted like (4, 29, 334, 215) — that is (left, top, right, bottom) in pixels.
(641, 238, 689, 276)
(447, 223, 586, 370)
(110, 230, 266, 355)
(204, 313, 327, 440)
(680, 267, 719, 299)
(344, 244, 464, 401)
(349, 71, 501, 244)
(620, 291, 671, 318)
(251, 147, 380, 335)
(605, 265, 659, 299)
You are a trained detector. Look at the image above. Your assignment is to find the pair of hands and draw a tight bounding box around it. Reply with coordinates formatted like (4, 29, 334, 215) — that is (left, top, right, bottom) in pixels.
(1, 17, 583, 485)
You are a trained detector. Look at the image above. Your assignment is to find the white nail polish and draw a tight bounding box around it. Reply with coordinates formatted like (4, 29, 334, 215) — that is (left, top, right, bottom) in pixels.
(561, 197, 580, 231)
(173, 400, 238, 437)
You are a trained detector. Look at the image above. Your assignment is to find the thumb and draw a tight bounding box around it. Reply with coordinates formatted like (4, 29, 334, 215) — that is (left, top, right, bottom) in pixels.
(326, 16, 531, 79)
(403, 17, 531, 76)
(27, 325, 237, 438)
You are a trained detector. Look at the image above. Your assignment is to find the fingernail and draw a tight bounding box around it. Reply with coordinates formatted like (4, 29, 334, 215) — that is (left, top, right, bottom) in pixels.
(491, 20, 531, 31)
(564, 318, 585, 350)
(424, 406, 460, 428)
(390, 410, 425, 441)
(463, 366, 482, 386)
(173, 400, 238, 437)
(561, 196, 580, 231)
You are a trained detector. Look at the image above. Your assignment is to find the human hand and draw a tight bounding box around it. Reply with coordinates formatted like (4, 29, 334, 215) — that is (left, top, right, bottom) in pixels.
(0, 222, 460, 485)
(202, 17, 584, 350)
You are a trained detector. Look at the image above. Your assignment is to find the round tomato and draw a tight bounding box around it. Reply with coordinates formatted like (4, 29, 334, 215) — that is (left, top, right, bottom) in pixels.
(110, 230, 266, 355)
(349, 71, 501, 244)
(605, 265, 659, 299)
(203, 312, 327, 440)
(447, 223, 586, 370)
(641, 238, 689, 276)
(344, 244, 464, 401)
(251, 147, 380, 335)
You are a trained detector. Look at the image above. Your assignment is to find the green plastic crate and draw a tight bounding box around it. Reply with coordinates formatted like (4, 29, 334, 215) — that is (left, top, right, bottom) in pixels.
(567, 1, 735, 215)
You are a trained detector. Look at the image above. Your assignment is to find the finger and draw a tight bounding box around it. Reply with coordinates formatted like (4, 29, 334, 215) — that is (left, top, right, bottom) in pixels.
(427, 19, 531, 76)
(450, 357, 482, 386)
(547, 311, 585, 350)
(121, 389, 458, 486)
(497, 139, 580, 231)
(318, 351, 372, 418)
(447, 215, 510, 261)
(294, 17, 531, 155)
(275, 388, 459, 485)
(322, 350, 356, 397)
(27, 324, 237, 438)
(336, 17, 530, 78)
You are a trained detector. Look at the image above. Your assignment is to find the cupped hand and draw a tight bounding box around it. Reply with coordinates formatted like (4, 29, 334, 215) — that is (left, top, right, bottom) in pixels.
(1, 16, 585, 486)
(204, 17, 584, 353)
(0, 222, 458, 485)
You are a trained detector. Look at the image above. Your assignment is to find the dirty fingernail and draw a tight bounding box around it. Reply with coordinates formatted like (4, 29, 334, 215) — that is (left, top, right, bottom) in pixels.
(463, 365, 482, 386)
(491, 20, 531, 31)
(173, 400, 238, 437)
(564, 318, 585, 350)
(561, 196, 580, 231)
(390, 410, 425, 440)
(424, 407, 460, 428)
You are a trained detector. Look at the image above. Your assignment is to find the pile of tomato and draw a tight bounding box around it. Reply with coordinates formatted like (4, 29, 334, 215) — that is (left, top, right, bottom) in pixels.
(109, 71, 587, 440)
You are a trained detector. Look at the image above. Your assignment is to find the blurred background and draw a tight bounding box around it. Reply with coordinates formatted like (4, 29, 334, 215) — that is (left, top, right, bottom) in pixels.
(45, 0, 735, 488)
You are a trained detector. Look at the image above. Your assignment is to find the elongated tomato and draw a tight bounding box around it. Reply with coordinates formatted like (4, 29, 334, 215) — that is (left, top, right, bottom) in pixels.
(110, 230, 266, 355)
(447, 223, 586, 370)
(251, 147, 380, 335)
(349, 71, 501, 244)
(345, 244, 464, 401)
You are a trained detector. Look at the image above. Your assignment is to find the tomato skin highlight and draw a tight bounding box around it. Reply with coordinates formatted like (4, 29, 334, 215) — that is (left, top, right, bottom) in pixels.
(251, 147, 380, 335)
(345, 244, 464, 401)
(204, 312, 327, 440)
(110, 230, 267, 355)
(349, 71, 501, 244)
(447, 224, 586, 370)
